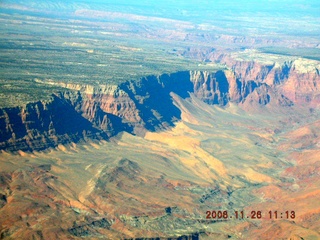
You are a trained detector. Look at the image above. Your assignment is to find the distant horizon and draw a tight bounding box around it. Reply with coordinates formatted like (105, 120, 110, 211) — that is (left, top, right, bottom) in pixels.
(1, 0, 319, 37)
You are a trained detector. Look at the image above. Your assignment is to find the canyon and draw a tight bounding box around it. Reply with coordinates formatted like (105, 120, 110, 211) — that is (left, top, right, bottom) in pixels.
(1, 54, 319, 152)
(1, 0, 320, 239)
(1, 54, 320, 239)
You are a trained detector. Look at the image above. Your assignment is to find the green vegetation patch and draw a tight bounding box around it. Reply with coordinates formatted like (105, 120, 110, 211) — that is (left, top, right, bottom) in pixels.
(0, 11, 222, 108)
(0, 79, 69, 108)
(260, 47, 320, 61)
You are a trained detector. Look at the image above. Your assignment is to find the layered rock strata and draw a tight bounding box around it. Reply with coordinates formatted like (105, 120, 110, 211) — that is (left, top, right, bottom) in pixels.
(1, 61, 319, 151)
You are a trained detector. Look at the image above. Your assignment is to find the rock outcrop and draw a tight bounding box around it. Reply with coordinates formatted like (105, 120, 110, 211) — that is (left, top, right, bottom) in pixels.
(208, 51, 320, 105)
(0, 95, 107, 152)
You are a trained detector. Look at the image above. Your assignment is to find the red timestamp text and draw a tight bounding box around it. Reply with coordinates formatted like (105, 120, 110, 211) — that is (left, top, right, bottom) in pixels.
(206, 210, 296, 220)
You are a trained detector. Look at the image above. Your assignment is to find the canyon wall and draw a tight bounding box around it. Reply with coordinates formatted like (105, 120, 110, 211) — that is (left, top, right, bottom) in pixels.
(1, 61, 319, 151)
(209, 52, 320, 105)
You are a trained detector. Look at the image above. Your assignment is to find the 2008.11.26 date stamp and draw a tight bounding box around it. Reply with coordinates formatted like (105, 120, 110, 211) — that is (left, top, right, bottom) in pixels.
(206, 210, 296, 220)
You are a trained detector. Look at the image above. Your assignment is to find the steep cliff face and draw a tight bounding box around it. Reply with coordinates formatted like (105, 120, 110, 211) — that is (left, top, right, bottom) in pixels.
(0, 60, 318, 152)
(58, 90, 133, 135)
(279, 68, 320, 105)
(190, 70, 230, 105)
(57, 71, 194, 133)
(0, 95, 108, 151)
(209, 52, 320, 105)
(118, 71, 194, 131)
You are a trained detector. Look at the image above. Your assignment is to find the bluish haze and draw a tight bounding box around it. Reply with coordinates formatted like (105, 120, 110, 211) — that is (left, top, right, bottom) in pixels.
(2, 0, 319, 37)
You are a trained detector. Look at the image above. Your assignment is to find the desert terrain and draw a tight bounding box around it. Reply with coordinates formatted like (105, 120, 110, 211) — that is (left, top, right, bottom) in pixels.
(0, 0, 320, 239)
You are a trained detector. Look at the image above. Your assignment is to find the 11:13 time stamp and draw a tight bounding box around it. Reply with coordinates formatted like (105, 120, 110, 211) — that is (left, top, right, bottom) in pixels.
(206, 210, 296, 220)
